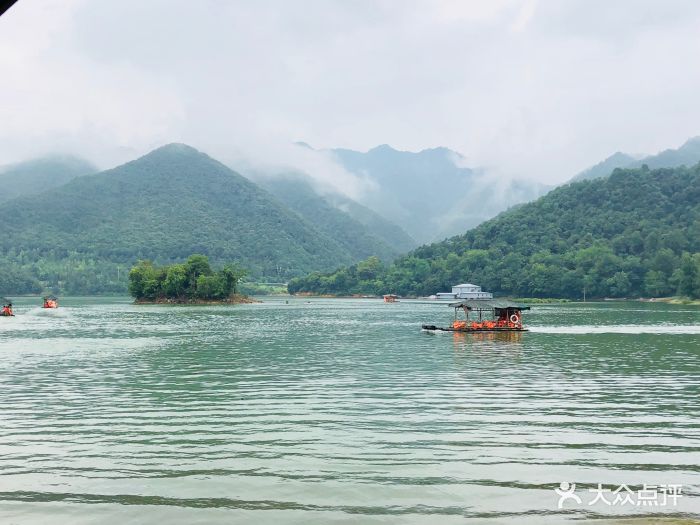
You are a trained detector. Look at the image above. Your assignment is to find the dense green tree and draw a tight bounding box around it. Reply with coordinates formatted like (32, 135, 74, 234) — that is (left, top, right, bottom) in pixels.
(356, 256, 384, 280)
(0, 267, 42, 295)
(608, 271, 631, 297)
(643, 270, 668, 297)
(185, 254, 212, 294)
(128, 255, 247, 301)
(221, 264, 248, 296)
(677, 252, 700, 298)
(196, 275, 224, 299)
(128, 260, 155, 299)
(163, 264, 188, 297)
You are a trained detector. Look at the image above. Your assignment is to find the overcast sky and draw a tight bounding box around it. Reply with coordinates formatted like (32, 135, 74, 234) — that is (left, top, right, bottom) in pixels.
(2, 0, 700, 184)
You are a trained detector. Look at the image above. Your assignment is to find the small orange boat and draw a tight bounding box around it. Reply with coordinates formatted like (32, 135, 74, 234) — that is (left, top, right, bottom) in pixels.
(42, 295, 59, 309)
(423, 299, 530, 333)
(1, 298, 14, 317)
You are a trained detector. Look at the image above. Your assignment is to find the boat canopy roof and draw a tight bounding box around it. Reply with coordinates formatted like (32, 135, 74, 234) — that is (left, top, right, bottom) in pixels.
(448, 299, 530, 311)
(44, 295, 58, 300)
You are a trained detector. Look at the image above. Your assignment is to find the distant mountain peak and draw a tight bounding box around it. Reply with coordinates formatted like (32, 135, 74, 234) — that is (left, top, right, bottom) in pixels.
(418, 146, 453, 155)
(368, 144, 397, 153)
(572, 151, 638, 182)
(608, 151, 633, 160)
(572, 134, 700, 182)
(680, 136, 700, 148)
(148, 142, 202, 156)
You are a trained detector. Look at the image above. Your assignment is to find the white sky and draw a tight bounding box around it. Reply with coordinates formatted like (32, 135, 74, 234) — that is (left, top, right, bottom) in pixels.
(1, 0, 700, 184)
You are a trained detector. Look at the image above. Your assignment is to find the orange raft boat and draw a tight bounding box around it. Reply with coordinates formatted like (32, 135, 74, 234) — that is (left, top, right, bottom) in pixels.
(422, 299, 530, 333)
(42, 295, 59, 309)
(1, 298, 13, 317)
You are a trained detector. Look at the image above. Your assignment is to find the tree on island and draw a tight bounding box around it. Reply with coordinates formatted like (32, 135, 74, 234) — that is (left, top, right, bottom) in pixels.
(128, 254, 248, 301)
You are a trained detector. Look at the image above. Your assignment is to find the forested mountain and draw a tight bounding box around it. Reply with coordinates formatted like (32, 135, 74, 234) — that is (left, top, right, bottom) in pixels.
(572, 152, 638, 182)
(259, 175, 415, 256)
(573, 136, 700, 181)
(0, 155, 96, 203)
(630, 136, 700, 170)
(323, 192, 416, 253)
(289, 163, 700, 299)
(0, 144, 393, 294)
(326, 144, 549, 243)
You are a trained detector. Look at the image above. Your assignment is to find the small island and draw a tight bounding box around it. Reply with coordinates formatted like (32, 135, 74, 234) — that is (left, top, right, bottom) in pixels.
(128, 254, 252, 304)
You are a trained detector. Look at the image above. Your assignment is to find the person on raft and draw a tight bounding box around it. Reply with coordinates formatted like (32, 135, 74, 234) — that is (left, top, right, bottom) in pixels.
(43, 297, 57, 308)
(1, 303, 14, 316)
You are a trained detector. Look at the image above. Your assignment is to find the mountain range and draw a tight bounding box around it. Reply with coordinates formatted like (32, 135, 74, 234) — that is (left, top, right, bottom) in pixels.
(0, 155, 96, 203)
(326, 144, 550, 243)
(3, 135, 700, 296)
(573, 136, 700, 181)
(289, 162, 700, 299)
(0, 144, 410, 293)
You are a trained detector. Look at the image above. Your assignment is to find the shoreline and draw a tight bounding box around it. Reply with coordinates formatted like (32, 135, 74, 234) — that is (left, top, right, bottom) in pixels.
(134, 294, 258, 305)
(288, 294, 700, 305)
(641, 296, 700, 305)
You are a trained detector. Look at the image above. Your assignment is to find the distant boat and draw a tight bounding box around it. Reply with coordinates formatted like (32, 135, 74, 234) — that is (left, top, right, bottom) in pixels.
(422, 299, 530, 333)
(383, 294, 399, 303)
(1, 298, 14, 317)
(42, 295, 59, 309)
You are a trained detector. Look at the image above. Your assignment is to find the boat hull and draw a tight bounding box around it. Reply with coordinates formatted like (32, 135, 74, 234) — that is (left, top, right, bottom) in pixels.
(422, 324, 528, 333)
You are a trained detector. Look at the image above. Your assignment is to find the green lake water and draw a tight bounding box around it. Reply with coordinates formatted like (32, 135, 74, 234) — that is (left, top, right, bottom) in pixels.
(0, 297, 698, 524)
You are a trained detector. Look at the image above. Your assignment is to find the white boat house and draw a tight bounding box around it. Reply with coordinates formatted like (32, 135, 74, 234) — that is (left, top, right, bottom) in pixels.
(434, 283, 493, 301)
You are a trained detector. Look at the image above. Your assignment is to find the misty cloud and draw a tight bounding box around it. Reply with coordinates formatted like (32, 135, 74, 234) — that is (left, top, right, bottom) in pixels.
(1, 0, 700, 185)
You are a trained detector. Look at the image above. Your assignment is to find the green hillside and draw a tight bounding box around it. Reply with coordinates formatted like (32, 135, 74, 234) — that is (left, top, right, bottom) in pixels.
(0, 144, 379, 294)
(0, 155, 97, 203)
(289, 163, 700, 299)
(325, 193, 417, 253)
(259, 175, 415, 258)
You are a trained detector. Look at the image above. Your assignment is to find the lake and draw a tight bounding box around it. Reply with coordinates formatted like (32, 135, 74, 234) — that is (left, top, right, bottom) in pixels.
(0, 297, 698, 524)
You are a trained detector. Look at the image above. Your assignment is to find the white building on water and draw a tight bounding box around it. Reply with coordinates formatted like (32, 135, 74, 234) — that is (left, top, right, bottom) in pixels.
(434, 283, 493, 301)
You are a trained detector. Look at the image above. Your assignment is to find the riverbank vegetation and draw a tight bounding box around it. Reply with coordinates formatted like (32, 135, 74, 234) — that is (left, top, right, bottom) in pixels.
(289, 164, 700, 300)
(128, 254, 248, 303)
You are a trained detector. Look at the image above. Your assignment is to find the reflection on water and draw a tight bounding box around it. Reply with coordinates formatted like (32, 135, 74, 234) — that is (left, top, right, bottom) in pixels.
(0, 297, 698, 524)
(450, 330, 525, 343)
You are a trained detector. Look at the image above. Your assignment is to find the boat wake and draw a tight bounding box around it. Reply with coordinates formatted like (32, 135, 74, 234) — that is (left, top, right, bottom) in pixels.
(25, 307, 69, 318)
(531, 325, 700, 334)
